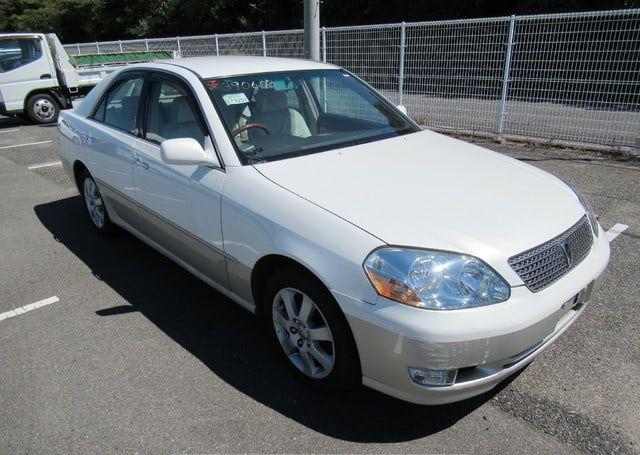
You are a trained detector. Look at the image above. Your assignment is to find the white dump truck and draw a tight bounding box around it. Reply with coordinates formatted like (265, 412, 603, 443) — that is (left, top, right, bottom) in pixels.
(0, 33, 176, 124)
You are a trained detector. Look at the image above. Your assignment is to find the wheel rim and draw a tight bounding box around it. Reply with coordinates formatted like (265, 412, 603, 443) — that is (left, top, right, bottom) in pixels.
(32, 98, 56, 121)
(83, 178, 105, 228)
(272, 287, 335, 379)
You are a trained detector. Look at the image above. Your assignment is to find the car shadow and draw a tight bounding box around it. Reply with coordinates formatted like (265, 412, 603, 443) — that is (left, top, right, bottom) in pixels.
(34, 195, 509, 443)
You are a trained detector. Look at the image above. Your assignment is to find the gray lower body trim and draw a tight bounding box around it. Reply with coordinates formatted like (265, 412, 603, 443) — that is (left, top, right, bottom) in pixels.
(94, 177, 246, 304)
(118, 220, 255, 313)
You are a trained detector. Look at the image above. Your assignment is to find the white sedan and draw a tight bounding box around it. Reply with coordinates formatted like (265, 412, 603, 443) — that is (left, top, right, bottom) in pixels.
(57, 56, 610, 405)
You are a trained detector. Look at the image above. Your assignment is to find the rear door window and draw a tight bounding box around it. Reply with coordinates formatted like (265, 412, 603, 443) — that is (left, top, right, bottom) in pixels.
(97, 76, 144, 134)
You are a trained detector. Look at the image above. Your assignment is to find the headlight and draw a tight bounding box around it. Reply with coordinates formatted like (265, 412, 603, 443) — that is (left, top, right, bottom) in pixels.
(363, 248, 510, 310)
(566, 183, 599, 236)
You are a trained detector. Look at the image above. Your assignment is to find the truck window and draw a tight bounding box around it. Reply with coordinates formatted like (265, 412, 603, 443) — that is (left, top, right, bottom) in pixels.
(0, 38, 43, 73)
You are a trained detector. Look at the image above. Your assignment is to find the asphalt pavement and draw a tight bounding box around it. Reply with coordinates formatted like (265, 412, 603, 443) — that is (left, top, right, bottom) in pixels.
(0, 116, 638, 454)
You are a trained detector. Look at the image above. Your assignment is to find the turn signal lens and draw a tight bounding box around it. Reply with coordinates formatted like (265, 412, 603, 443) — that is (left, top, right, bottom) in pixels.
(365, 268, 422, 305)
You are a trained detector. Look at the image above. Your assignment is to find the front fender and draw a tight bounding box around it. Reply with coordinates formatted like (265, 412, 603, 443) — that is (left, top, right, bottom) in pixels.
(221, 165, 383, 309)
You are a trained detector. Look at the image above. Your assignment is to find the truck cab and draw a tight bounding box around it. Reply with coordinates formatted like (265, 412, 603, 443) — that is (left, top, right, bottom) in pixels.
(0, 32, 176, 124)
(0, 33, 61, 123)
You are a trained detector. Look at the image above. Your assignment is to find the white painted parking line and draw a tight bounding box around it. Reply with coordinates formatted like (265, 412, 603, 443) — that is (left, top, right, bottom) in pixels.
(606, 223, 629, 242)
(0, 129, 20, 134)
(0, 140, 53, 150)
(27, 160, 62, 170)
(0, 296, 60, 322)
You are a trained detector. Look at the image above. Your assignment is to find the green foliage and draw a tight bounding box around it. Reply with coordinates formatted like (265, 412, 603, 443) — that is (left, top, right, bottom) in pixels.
(0, 0, 103, 40)
(0, 0, 636, 42)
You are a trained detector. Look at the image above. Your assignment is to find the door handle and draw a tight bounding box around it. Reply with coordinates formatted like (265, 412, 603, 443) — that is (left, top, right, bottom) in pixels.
(133, 156, 149, 169)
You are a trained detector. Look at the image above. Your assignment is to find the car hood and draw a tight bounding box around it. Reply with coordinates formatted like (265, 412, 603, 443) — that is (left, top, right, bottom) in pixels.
(254, 130, 584, 263)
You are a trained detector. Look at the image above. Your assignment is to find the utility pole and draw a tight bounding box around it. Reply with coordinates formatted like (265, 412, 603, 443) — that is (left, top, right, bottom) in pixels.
(304, 0, 320, 60)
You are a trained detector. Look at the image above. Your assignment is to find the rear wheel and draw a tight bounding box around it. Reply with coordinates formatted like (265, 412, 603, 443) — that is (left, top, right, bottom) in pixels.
(80, 170, 114, 235)
(25, 93, 59, 124)
(264, 268, 360, 391)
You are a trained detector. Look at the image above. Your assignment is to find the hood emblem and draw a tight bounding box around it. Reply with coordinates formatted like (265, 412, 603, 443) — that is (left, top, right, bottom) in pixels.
(560, 241, 573, 266)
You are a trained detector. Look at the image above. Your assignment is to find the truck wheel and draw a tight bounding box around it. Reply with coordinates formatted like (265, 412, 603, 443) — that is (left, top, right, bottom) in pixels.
(26, 93, 60, 124)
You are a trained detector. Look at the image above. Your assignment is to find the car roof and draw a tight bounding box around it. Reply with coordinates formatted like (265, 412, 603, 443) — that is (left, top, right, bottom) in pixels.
(149, 55, 339, 78)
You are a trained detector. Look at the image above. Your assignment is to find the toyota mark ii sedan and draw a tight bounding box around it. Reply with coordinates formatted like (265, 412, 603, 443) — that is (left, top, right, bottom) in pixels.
(57, 56, 610, 405)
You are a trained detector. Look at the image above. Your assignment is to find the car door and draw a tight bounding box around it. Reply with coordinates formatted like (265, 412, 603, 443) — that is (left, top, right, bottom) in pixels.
(132, 72, 229, 287)
(84, 72, 146, 230)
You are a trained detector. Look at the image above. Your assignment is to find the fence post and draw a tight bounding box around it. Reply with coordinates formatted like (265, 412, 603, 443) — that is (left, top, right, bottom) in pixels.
(398, 22, 406, 107)
(176, 36, 182, 55)
(145, 38, 149, 51)
(321, 27, 327, 62)
(96, 42, 100, 53)
(498, 15, 516, 136)
(214, 34, 219, 56)
(262, 31, 267, 57)
(118, 40, 123, 53)
(76, 43, 81, 54)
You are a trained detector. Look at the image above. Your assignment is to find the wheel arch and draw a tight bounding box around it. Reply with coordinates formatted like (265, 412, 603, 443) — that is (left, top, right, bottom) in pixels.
(23, 88, 68, 112)
(251, 252, 363, 380)
(72, 160, 89, 194)
(251, 253, 334, 318)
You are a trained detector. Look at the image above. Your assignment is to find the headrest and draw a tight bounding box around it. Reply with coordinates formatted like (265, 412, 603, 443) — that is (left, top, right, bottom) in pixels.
(254, 89, 288, 113)
(171, 96, 193, 123)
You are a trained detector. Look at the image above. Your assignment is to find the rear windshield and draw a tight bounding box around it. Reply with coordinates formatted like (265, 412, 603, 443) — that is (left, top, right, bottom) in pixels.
(203, 69, 418, 163)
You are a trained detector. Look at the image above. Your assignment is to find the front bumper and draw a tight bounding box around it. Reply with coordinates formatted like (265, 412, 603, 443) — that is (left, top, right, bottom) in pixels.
(335, 230, 610, 405)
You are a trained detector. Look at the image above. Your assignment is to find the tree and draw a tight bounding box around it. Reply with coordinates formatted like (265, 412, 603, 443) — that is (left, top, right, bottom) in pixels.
(0, 0, 637, 42)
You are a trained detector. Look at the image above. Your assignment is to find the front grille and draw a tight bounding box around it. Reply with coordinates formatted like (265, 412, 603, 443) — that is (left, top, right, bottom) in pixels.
(508, 216, 593, 292)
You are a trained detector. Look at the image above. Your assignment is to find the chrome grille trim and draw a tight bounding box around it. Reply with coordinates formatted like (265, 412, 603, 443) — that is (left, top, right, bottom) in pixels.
(508, 216, 593, 292)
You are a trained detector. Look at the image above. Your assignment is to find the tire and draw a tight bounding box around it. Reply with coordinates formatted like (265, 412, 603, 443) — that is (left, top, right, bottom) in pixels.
(264, 267, 361, 392)
(25, 93, 60, 124)
(79, 170, 115, 235)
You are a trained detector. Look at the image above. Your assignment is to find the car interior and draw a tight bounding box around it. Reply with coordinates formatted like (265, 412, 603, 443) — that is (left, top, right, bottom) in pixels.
(205, 71, 414, 162)
(92, 70, 414, 162)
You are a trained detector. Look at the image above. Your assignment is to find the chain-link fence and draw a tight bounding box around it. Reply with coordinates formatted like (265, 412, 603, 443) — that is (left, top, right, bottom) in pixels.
(64, 9, 640, 153)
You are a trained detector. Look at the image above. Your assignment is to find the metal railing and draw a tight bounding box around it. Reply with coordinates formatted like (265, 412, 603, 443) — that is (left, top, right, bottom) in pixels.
(64, 9, 640, 153)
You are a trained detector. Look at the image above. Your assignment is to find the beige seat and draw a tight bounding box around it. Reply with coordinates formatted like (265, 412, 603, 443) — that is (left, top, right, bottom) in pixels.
(248, 90, 311, 139)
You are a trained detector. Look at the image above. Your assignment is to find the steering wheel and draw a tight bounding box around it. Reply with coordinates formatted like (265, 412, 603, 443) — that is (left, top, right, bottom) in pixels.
(232, 123, 271, 137)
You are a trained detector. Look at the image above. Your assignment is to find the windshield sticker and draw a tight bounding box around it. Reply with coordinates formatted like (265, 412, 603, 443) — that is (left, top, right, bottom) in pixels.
(206, 78, 296, 92)
(222, 92, 250, 105)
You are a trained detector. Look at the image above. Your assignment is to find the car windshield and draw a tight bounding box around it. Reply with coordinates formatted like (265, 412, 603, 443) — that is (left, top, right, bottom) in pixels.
(203, 69, 418, 163)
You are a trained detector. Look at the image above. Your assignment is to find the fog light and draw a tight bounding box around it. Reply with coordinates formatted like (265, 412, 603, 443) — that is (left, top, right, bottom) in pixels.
(408, 367, 458, 386)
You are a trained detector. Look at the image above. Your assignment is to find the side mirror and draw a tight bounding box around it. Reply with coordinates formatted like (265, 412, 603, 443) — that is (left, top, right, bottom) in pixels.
(160, 138, 220, 167)
(396, 105, 408, 115)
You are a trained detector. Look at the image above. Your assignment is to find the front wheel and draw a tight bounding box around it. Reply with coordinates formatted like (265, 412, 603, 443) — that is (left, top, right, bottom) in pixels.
(25, 93, 60, 124)
(264, 268, 361, 391)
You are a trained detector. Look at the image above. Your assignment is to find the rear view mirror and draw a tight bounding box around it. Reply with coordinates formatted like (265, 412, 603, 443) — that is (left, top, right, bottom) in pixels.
(396, 105, 408, 115)
(160, 138, 220, 167)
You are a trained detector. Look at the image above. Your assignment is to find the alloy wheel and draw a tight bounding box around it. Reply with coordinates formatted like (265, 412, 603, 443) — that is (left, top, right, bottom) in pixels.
(83, 178, 105, 228)
(272, 287, 335, 379)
